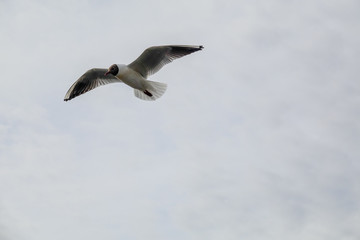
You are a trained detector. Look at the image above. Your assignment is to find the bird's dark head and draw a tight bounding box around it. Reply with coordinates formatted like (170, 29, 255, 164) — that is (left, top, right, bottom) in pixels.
(105, 64, 119, 76)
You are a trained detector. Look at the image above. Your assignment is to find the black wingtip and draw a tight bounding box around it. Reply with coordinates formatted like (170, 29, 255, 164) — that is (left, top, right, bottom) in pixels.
(64, 96, 72, 101)
(199, 45, 204, 50)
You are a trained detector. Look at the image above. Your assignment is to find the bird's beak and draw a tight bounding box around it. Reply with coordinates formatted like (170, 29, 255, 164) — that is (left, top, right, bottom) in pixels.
(104, 71, 110, 76)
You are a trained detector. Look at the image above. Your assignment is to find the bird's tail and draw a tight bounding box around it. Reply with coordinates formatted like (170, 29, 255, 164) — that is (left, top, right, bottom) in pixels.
(134, 80, 167, 101)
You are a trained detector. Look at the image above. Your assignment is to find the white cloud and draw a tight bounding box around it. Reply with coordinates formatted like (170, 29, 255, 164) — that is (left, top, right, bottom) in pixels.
(0, 0, 360, 239)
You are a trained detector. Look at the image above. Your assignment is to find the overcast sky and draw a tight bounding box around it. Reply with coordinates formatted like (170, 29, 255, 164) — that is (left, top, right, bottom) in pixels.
(1, 0, 360, 239)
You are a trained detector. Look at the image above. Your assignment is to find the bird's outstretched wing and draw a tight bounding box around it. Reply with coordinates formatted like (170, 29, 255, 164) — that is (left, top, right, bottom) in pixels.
(64, 68, 122, 101)
(128, 45, 203, 78)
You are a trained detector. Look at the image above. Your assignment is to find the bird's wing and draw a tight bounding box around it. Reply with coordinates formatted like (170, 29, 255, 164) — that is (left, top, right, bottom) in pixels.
(64, 68, 122, 101)
(127, 45, 203, 78)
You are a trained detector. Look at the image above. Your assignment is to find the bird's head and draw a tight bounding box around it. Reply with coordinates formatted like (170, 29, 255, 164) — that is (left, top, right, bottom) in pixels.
(105, 64, 119, 76)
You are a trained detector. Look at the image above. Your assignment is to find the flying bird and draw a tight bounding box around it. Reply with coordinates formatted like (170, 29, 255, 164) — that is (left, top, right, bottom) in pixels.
(64, 45, 203, 101)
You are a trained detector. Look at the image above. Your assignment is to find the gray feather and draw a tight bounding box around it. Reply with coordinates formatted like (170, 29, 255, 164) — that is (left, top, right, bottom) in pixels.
(128, 45, 203, 78)
(64, 68, 121, 101)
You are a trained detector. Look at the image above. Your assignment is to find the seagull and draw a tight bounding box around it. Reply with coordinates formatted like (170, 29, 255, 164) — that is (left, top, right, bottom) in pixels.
(64, 45, 203, 101)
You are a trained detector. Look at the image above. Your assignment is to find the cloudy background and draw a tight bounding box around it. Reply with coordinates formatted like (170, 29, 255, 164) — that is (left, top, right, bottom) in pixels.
(0, 0, 359, 239)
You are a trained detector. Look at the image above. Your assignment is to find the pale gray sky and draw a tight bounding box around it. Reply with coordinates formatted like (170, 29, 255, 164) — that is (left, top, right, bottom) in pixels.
(1, 0, 360, 239)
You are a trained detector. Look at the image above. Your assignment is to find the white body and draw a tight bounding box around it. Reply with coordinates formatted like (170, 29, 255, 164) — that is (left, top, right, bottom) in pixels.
(115, 64, 167, 101)
(115, 64, 146, 90)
